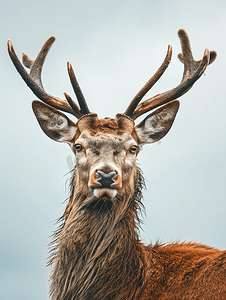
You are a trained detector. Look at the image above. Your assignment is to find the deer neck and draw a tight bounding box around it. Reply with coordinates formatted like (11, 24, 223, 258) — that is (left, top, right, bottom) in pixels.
(49, 168, 146, 300)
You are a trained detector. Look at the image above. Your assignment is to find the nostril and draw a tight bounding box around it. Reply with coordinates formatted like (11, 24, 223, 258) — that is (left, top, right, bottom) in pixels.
(95, 170, 101, 179)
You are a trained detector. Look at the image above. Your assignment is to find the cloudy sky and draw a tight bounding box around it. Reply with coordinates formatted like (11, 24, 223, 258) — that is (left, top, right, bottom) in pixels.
(1, 0, 226, 299)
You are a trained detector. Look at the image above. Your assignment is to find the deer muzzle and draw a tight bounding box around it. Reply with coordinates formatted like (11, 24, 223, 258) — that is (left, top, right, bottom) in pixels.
(89, 166, 122, 198)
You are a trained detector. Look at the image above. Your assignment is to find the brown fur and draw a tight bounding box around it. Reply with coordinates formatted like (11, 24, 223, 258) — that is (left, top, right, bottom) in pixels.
(46, 116, 226, 300)
(142, 242, 226, 299)
(76, 114, 135, 136)
(48, 170, 226, 299)
(48, 167, 147, 300)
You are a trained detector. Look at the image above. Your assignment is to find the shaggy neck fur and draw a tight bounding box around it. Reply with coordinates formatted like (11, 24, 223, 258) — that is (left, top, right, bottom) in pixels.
(48, 167, 146, 300)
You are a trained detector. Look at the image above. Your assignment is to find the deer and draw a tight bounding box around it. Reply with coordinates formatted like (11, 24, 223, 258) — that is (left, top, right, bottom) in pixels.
(7, 29, 226, 300)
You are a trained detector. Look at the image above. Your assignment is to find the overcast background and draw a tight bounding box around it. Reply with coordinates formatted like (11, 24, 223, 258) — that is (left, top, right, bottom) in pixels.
(1, 0, 226, 299)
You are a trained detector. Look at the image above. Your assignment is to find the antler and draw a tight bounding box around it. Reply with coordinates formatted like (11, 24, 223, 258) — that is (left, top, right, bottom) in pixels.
(125, 29, 217, 120)
(125, 44, 172, 117)
(7, 37, 90, 119)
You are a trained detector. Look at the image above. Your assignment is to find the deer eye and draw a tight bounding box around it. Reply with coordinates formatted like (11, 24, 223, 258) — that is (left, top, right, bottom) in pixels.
(74, 144, 83, 152)
(129, 145, 138, 154)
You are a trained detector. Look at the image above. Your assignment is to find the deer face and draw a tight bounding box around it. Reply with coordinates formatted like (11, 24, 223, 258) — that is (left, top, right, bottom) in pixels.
(75, 132, 136, 198)
(32, 100, 179, 199)
(74, 129, 138, 199)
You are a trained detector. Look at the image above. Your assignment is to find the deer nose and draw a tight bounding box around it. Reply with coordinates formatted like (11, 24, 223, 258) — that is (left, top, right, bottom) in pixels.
(89, 167, 122, 189)
(96, 170, 117, 188)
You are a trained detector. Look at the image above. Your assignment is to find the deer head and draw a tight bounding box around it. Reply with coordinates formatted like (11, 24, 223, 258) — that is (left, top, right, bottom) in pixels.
(7, 30, 216, 202)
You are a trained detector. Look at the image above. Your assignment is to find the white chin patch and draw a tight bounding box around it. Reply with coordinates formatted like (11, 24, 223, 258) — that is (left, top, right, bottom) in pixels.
(93, 188, 117, 198)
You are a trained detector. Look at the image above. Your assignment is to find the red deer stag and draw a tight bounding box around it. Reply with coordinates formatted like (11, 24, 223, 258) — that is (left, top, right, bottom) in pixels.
(8, 30, 226, 300)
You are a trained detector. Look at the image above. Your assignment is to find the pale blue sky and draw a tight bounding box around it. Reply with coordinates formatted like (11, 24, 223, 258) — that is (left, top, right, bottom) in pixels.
(1, 0, 226, 299)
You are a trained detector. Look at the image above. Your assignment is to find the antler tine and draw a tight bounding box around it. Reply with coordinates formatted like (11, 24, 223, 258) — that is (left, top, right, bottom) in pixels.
(64, 92, 83, 117)
(7, 37, 81, 118)
(67, 62, 90, 115)
(125, 44, 172, 117)
(22, 36, 55, 90)
(132, 29, 217, 120)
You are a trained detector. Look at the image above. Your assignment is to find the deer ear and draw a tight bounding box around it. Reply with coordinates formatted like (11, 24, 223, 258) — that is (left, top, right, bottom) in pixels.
(32, 101, 77, 143)
(135, 101, 179, 144)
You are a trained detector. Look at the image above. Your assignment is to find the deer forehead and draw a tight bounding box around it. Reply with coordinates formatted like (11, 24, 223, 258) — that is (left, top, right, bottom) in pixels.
(76, 131, 137, 152)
